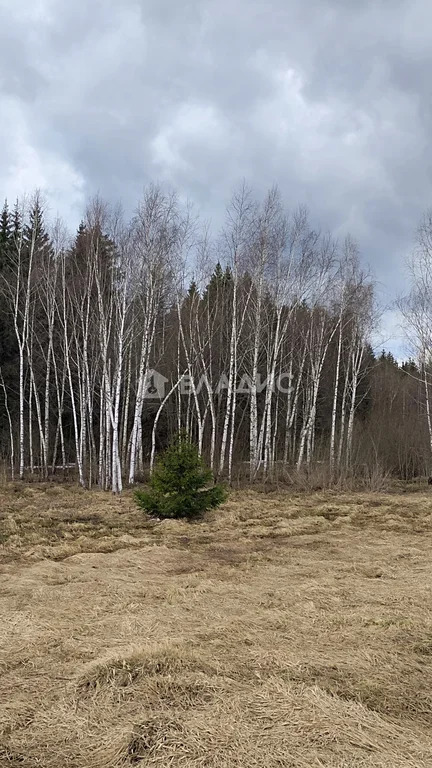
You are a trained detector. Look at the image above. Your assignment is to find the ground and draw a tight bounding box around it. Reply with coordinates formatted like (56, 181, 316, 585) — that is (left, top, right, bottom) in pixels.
(1, 485, 432, 767)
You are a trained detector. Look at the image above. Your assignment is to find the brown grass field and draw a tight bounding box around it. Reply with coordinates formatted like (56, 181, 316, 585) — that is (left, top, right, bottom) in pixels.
(1, 485, 432, 767)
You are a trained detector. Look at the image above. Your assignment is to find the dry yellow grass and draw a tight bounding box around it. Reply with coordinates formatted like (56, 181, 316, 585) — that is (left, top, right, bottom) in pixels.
(1, 485, 432, 766)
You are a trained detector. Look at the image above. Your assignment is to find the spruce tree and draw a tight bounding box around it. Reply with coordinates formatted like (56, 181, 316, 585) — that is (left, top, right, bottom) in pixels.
(23, 196, 52, 267)
(135, 434, 226, 520)
(11, 199, 21, 249)
(0, 199, 11, 269)
(0, 201, 16, 358)
(0, 199, 18, 440)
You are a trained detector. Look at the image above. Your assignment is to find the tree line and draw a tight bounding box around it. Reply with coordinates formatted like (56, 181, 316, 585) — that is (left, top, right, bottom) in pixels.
(0, 184, 430, 491)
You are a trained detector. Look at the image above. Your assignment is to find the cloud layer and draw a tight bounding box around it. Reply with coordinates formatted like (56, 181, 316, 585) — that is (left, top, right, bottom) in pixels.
(1, 0, 431, 352)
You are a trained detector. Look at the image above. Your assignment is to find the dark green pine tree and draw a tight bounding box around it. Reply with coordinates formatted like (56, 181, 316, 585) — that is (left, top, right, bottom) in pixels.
(134, 433, 226, 520)
(201, 262, 232, 379)
(203, 262, 223, 300)
(402, 358, 418, 374)
(0, 199, 11, 270)
(23, 196, 52, 268)
(182, 279, 199, 311)
(187, 279, 199, 298)
(11, 199, 22, 248)
(223, 265, 233, 286)
(0, 199, 19, 440)
(75, 220, 87, 250)
(0, 200, 15, 355)
(65, 221, 88, 281)
(201, 262, 227, 308)
(20, 197, 53, 433)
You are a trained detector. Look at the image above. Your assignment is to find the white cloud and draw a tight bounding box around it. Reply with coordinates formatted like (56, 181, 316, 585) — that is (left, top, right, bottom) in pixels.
(1, 0, 432, 354)
(0, 95, 85, 224)
(151, 102, 232, 179)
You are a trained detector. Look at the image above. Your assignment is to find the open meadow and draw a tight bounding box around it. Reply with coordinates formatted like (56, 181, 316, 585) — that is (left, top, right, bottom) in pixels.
(1, 485, 432, 767)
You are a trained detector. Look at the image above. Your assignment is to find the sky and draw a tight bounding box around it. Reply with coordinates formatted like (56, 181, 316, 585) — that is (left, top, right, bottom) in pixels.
(1, 0, 431, 357)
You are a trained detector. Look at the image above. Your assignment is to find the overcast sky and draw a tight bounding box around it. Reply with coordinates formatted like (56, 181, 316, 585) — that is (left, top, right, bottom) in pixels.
(1, 0, 431, 356)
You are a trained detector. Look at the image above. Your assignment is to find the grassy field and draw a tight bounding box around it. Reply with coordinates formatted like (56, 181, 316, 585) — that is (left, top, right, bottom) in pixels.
(1, 485, 432, 767)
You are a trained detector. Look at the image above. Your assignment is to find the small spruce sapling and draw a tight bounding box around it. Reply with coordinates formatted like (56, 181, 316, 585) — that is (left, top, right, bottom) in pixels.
(134, 434, 226, 520)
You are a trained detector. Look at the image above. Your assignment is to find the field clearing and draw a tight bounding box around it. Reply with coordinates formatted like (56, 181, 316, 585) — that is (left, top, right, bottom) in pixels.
(1, 486, 432, 766)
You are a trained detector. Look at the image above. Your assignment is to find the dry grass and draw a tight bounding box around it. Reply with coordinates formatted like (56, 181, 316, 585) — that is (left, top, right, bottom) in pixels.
(1, 485, 432, 766)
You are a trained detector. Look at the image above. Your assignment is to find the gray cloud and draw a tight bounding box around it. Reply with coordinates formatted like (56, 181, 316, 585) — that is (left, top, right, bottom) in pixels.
(1, 0, 431, 354)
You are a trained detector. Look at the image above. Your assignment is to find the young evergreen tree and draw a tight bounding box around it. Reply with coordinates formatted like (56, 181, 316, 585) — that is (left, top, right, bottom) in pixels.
(135, 433, 226, 519)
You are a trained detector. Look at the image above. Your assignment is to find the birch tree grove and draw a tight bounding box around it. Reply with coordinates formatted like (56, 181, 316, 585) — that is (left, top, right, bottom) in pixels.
(2, 181, 429, 490)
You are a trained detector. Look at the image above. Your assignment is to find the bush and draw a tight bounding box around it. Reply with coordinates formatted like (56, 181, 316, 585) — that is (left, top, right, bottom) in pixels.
(134, 434, 226, 520)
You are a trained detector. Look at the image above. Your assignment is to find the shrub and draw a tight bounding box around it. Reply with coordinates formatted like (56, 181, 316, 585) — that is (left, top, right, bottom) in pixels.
(134, 434, 226, 520)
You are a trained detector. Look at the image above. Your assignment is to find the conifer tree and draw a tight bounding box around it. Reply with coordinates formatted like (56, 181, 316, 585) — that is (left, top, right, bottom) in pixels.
(0, 200, 17, 365)
(23, 196, 52, 270)
(0, 200, 11, 269)
(0, 199, 17, 440)
(135, 433, 226, 519)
